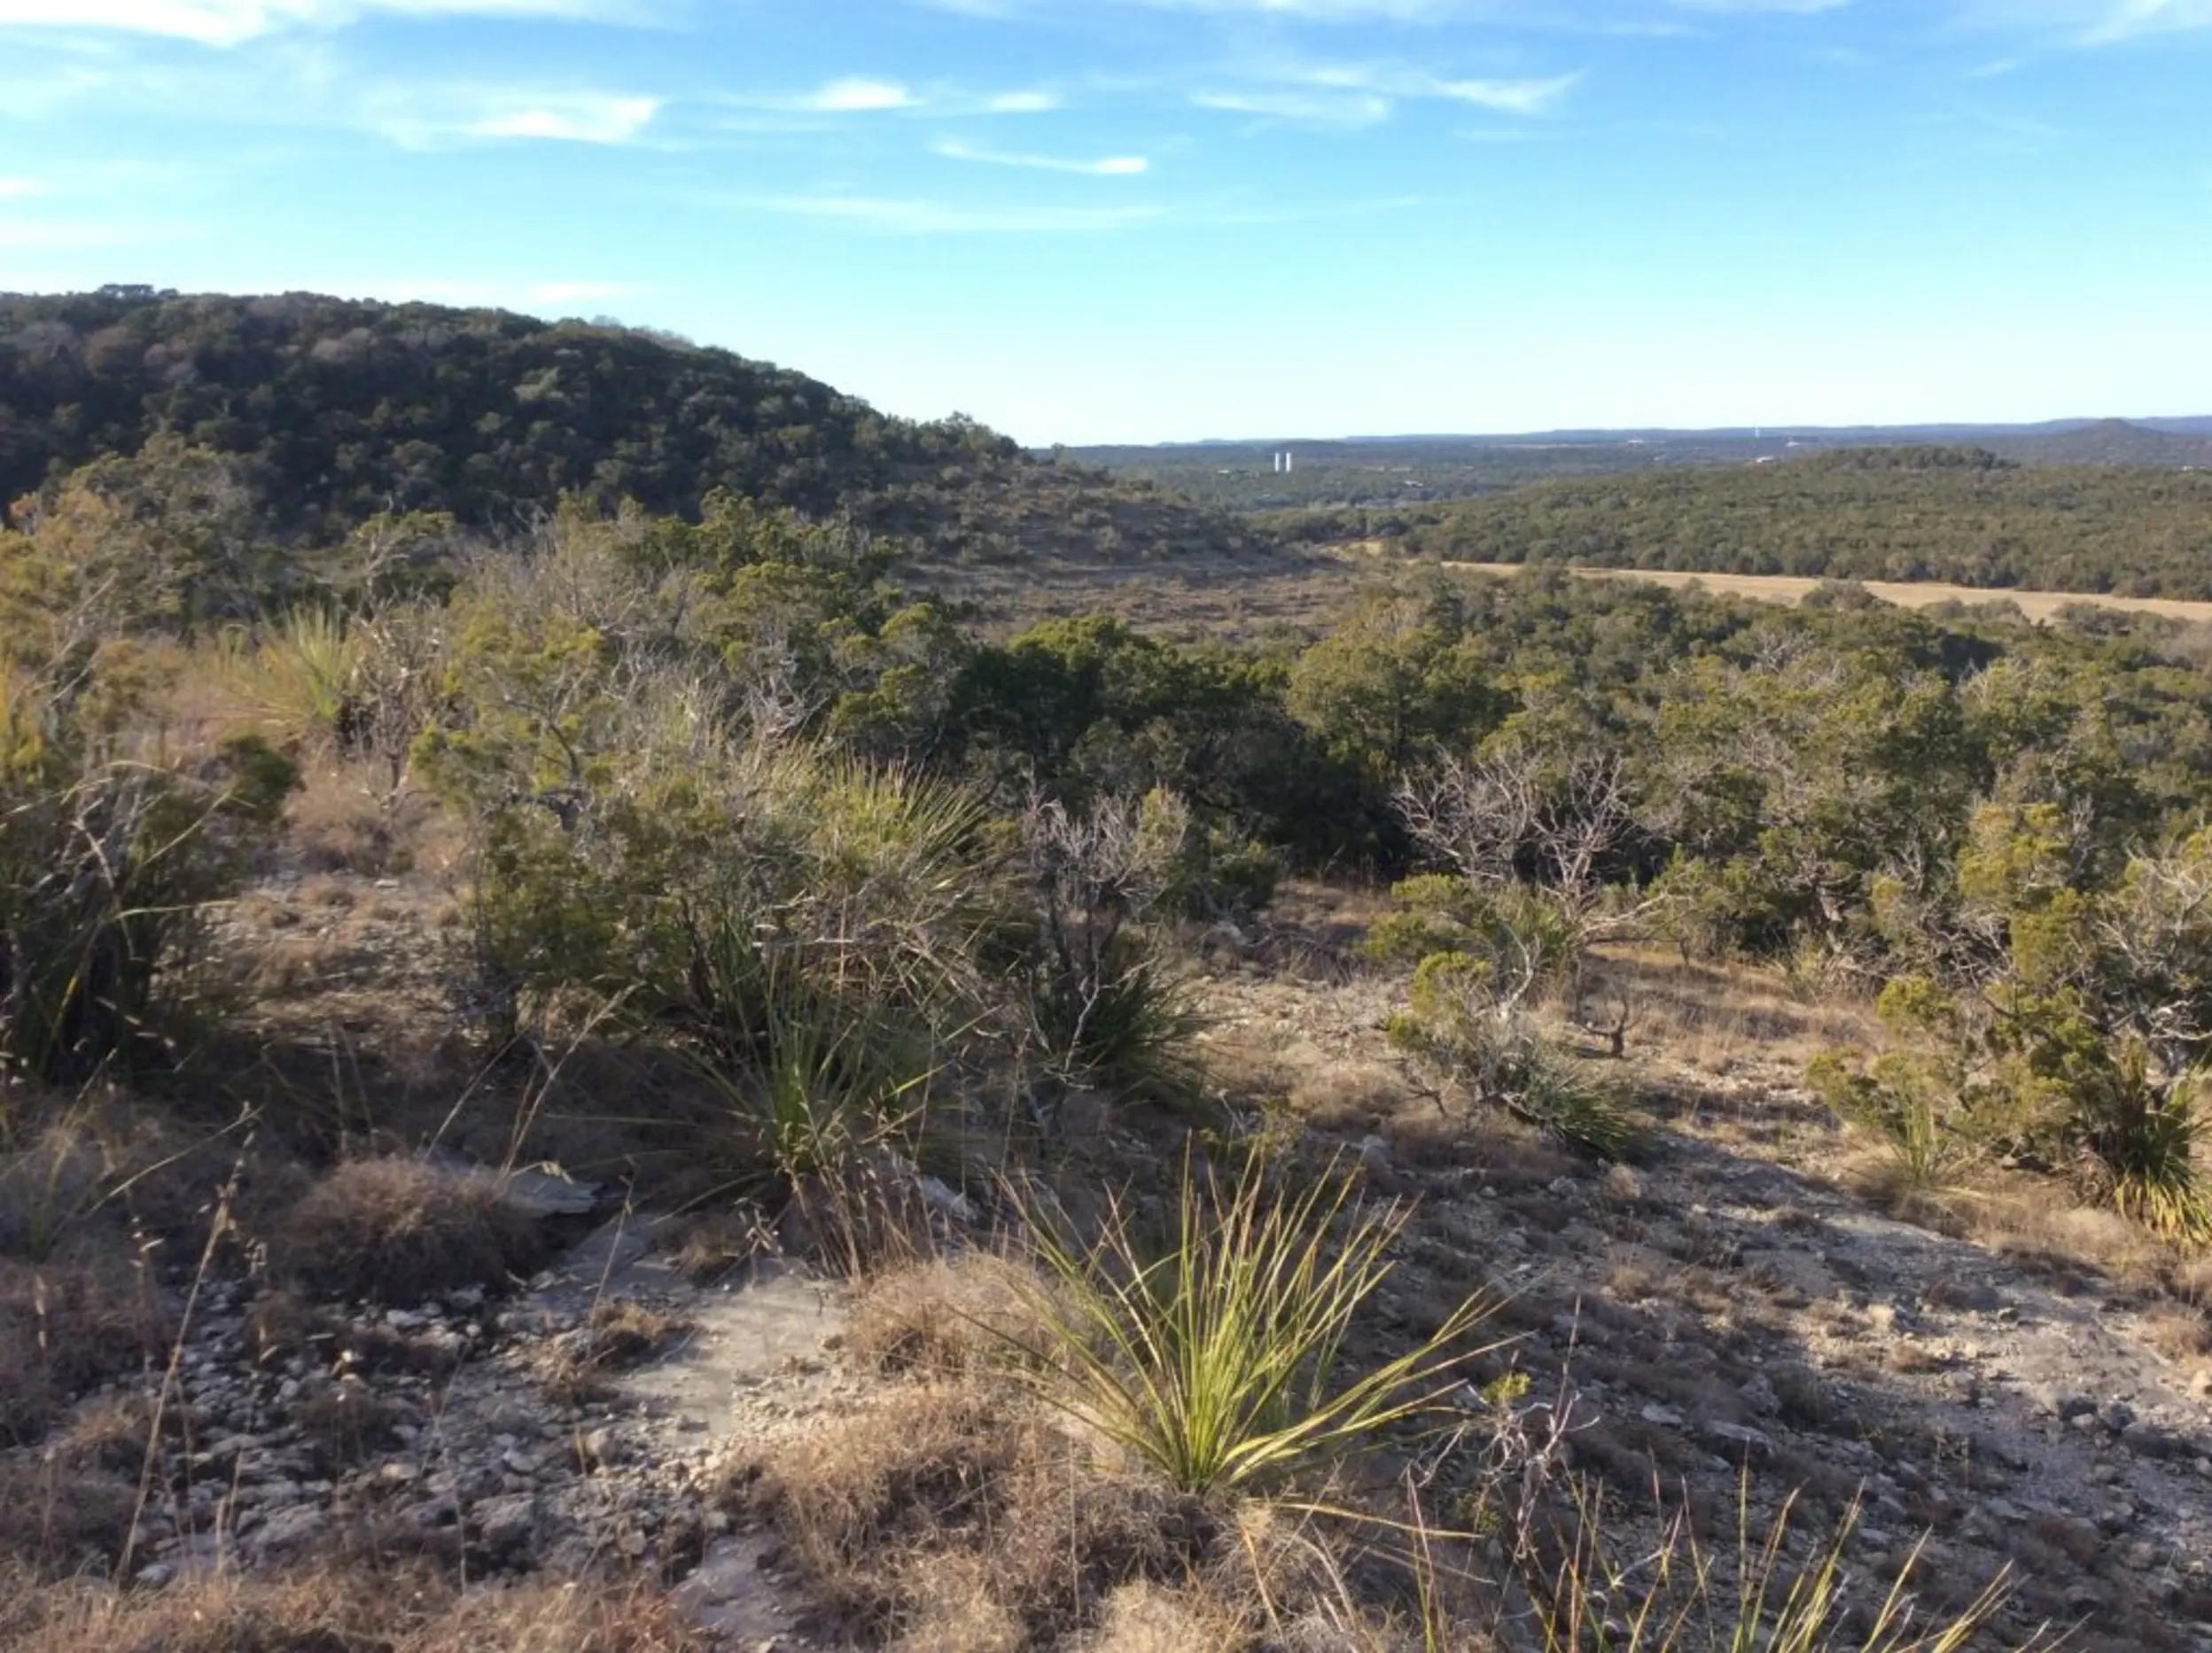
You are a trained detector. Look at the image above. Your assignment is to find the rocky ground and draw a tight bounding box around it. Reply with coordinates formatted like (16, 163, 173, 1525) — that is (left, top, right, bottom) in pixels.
(12, 876, 2212, 1650)
(1199, 939, 2212, 1651)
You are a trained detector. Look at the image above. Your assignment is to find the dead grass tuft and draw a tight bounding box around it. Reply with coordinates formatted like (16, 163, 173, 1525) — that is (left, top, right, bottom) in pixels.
(272, 1157, 544, 1305)
(282, 757, 459, 880)
(845, 1253, 1052, 1381)
(0, 1251, 171, 1446)
(1091, 1579, 1235, 1653)
(739, 1381, 1207, 1646)
(541, 1298, 695, 1404)
(0, 1560, 712, 1653)
(0, 1457, 142, 1579)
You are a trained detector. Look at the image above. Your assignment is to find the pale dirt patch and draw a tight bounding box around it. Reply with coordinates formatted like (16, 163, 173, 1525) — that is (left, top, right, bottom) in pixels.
(1445, 562, 2212, 624)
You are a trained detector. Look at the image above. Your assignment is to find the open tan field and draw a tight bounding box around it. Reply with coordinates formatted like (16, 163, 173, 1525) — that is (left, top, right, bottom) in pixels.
(1446, 561, 2212, 623)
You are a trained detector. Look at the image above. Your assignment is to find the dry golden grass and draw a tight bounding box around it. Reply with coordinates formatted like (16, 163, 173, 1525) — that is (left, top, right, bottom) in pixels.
(0, 1562, 713, 1653)
(1445, 562, 2212, 625)
(283, 755, 462, 880)
(1091, 1579, 1241, 1653)
(1587, 947, 1878, 1084)
(273, 1157, 545, 1304)
(845, 1252, 1053, 1381)
(0, 1456, 143, 1579)
(736, 1380, 1206, 1649)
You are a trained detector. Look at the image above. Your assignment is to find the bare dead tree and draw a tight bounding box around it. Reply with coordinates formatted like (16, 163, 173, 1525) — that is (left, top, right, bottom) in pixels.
(1397, 752, 1630, 901)
(1396, 749, 1666, 954)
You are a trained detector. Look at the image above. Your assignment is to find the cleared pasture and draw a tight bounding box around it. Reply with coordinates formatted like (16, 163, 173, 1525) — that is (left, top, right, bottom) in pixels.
(1445, 561, 2212, 623)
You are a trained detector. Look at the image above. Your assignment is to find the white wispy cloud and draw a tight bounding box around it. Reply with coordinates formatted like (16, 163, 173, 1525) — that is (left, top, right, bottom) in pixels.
(930, 0, 1850, 20)
(736, 80, 1068, 117)
(0, 178, 46, 199)
(1429, 72, 1580, 112)
(1196, 60, 1579, 124)
(934, 137, 1149, 174)
(1193, 86, 1394, 123)
(468, 93, 658, 142)
(1670, 0, 1847, 13)
(800, 76, 917, 112)
(746, 193, 1164, 233)
(362, 85, 663, 145)
(0, 0, 645, 47)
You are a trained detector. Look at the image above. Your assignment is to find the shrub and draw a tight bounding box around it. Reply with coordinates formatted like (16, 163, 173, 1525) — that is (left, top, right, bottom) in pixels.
(1386, 952, 1636, 1159)
(2075, 1043, 2212, 1244)
(675, 948, 940, 1197)
(1, 655, 295, 1086)
(1021, 791, 1208, 1103)
(1366, 874, 1578, 992)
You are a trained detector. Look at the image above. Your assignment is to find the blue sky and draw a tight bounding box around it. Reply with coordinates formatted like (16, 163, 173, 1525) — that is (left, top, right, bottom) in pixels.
(1, 0, 2207, 443)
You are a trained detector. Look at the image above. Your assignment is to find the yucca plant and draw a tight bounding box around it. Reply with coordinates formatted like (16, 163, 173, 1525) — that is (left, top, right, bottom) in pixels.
(2082, 1044, 2212, 1244)
(678, 947, 939, 1193)
(1028, 929, 1208, 1104)
(1804, 1052, 1977, 1203)
(1000, 1154, 1499, 1501)
(214, 607, 362, 748)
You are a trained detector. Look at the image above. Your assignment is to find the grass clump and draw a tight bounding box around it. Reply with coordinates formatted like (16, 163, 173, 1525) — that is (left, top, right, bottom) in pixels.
(0, 651, 296, 1087)
(739, 1382, 1204, 1649)
(273, 1156, 545, 1304)
(1023, 791, 1210, 1106)
(0, 1562, 714, 1653)
(1533, 1486, 2055, 1653)
(675, 942, 941, 1195)
(1001, 1154, 1499, 1501)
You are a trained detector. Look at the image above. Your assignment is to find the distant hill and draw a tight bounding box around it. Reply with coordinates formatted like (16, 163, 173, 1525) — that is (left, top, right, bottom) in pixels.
(0, 289, 1254, 565)
(1985, 418, 2212, 469)
(1069, 416, 2212, 511)
(1271, 446, 2212, 600)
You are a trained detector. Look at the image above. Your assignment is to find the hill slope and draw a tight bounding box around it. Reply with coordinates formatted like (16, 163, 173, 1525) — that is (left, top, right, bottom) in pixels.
(1281, 446, 2212, 598)
(1988, 417, 2212, 469)
(0, 289, 1254, 564)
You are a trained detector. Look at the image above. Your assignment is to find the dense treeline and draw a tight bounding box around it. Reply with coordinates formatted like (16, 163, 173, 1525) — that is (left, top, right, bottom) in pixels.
(1271, 448, 2212, 598)
(0, 289, 1254, 565)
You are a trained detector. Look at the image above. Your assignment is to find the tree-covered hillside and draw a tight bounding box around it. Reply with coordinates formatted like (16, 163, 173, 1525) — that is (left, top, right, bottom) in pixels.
(0, 288, 1254, 565)
(1275, 446, 2212, 597)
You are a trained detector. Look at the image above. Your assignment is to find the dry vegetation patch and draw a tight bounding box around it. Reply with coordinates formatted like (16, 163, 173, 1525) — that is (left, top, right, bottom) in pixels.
(737, 1382, 1208, 1649)
(272, 1156, 546, 1304)
(0, 1563, 713, 1653)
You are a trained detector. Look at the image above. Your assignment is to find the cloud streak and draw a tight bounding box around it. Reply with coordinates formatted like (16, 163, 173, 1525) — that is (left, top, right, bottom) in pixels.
(1196, 60, 1580, 124)
(468, 93, 658, 142)
(801, 76, 917, 112)
(0, 0, 645, 47)
(935, 137, 1149, 173)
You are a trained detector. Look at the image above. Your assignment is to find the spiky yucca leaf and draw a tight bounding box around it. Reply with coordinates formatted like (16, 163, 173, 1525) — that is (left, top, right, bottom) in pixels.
(1001, 1155, 1499, 1500)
